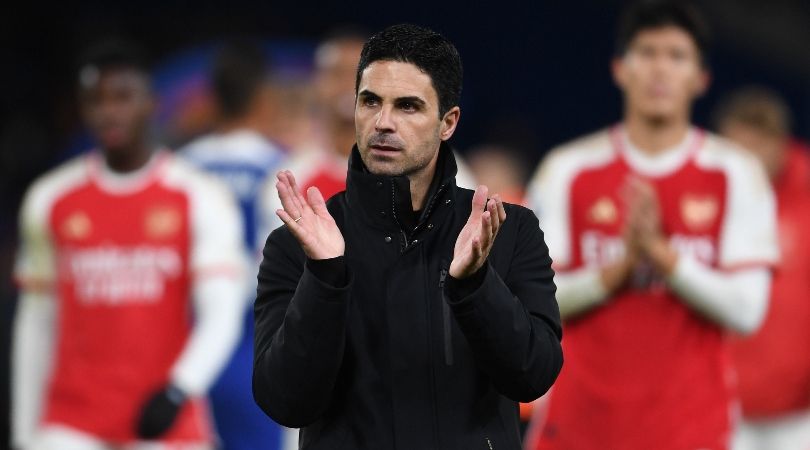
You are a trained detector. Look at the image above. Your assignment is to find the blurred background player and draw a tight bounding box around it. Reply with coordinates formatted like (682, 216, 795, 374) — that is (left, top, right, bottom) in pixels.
(714, 87, 810, 450)
(178, 39, 289, 450)
(525, 2, 779, 449)
(282, 28, 367, 199)
(11, 40, 245, 450)
(466, 144, 529, 206)
(260, 28, 477, 236)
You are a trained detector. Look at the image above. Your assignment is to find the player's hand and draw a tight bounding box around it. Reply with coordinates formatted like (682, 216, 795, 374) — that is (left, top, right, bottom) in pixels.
(623, 176, 677, 275)
(275, 170, 345, 260)
(449, 186, 506, 279)
(623, 176, 663, 246)
(135, 384, 186, 440)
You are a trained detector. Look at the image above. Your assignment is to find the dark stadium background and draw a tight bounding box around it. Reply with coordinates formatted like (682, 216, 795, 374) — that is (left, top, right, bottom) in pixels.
(2, 1, 809, 447)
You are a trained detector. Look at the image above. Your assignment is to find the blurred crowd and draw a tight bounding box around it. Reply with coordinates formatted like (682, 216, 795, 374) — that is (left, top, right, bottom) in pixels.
(3, 1, 810, 449)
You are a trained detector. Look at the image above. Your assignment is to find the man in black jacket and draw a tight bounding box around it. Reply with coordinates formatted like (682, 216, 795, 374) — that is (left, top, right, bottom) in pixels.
(253, 24, 562, 450)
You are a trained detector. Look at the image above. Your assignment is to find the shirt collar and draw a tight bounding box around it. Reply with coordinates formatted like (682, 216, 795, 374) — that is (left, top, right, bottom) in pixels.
(612, 124, 705, 177)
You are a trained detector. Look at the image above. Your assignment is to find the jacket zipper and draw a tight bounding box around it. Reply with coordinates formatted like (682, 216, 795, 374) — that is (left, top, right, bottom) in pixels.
(485, 437, 494, 449)
(389, 178, 455, 447)
(411, 181, 449, 236)
(439, 266, 453, 366)
(389, 180, 410, 251)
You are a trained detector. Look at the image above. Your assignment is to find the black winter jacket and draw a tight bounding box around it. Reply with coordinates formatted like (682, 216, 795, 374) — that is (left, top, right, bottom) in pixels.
(253, 143, 562, 450)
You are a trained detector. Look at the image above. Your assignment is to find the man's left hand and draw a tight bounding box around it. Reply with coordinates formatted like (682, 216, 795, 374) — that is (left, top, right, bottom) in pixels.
(449, 186, 506, 279)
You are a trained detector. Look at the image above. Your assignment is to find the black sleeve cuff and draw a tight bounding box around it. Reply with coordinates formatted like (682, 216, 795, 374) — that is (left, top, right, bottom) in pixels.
(444, 262, 488, 303)
(306, 256, 348, 287)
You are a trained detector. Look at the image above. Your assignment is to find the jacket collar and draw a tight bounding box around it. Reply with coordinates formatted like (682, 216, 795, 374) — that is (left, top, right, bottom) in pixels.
(345, 141, 459, 234)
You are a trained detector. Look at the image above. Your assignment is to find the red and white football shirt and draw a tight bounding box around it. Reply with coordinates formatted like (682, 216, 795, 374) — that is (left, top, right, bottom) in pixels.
(527, 126, 778, 450)
(14, 150, 244, 444)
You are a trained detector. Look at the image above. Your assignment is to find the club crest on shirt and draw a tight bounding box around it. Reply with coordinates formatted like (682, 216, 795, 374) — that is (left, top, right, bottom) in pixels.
(145, 206, 181, 239)
(588, 196, 618, 225)
(61, 211, 92, 240)
(681, 194, 718, 231)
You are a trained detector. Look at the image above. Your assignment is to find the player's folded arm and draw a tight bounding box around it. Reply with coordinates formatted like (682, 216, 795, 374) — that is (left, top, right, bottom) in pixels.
(444, 210, 563, 403)
(253, 228, 353, 427)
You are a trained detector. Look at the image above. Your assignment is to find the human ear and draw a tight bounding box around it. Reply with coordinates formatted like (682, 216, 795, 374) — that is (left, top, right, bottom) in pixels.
(440, 106, 461, 141)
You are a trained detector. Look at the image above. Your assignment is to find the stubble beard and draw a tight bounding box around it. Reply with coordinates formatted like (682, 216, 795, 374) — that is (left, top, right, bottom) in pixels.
(359, 131, 440, 179)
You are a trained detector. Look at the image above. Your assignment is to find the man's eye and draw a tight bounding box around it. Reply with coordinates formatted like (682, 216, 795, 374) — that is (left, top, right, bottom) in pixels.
(399, 102, 416, 111)
(362, 97, 379, 107)
(670, 49, 689, 62)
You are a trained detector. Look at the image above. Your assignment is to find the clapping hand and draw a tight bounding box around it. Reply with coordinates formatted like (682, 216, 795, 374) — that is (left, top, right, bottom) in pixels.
(275, 170, 344, 260)
(449, 186, 507, 279)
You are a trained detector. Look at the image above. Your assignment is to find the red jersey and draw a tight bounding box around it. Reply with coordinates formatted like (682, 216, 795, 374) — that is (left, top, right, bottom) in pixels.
(527, 126, 779, 450)
(287, 148, 348, 199)
(14, 151, 244, 444)
(730, 145, 810, 418)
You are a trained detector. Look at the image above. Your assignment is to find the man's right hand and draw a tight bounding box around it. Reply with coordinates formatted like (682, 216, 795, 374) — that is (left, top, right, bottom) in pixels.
(275, 170, 345, 260)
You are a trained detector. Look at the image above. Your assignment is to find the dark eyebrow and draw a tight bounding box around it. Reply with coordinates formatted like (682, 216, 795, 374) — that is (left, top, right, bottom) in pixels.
(358, 89, 381, 100)
(358, 90, 426, 108)
(395, 96, 426, 107)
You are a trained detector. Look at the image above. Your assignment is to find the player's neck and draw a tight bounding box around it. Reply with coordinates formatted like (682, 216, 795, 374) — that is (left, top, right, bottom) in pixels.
(103, 143, 154, 174)
(623, 113, 691, 155)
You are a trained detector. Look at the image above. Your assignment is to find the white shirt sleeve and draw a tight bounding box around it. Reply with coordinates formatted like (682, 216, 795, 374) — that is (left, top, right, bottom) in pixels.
(12, 292, 55, 449)
(668, 255, 771, 334)
(14, 184, 56, 290)
(526, 151, 573, 270)
(553, 268, 609, 319)
(718, 151, 779, 268)
(169, 178, 247, 396)
(12, 185, 57, 449)
(169, 277, 245, 396)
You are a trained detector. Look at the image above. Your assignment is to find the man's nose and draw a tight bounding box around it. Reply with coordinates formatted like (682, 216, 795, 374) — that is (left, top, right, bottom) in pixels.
(651, 52, 674, 75)
(375, 106, 396, 132)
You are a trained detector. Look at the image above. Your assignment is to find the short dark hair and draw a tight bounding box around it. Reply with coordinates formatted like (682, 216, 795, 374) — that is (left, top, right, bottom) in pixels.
(356, 24, 463, 117)
(616, 0, 710, 64)
(77, 39, 151, 88)
(211, 38, 269, 119)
